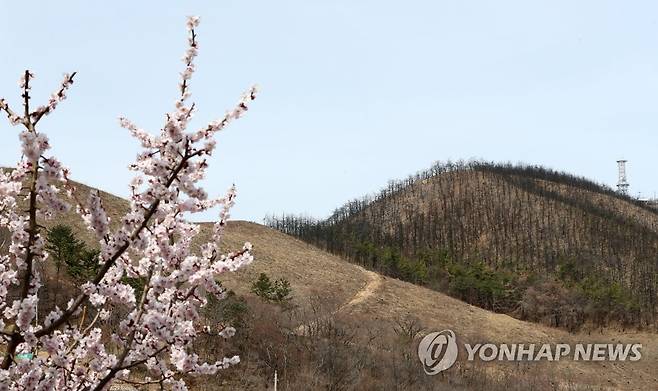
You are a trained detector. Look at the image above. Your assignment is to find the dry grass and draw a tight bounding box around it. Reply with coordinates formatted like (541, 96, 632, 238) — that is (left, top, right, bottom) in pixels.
(348, 276, 658, 390)
(204, 220, 369, 314)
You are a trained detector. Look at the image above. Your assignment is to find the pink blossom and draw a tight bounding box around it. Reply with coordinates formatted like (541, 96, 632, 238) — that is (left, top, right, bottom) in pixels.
(82, 190, 110, 239)
(0, 16, 257, 389)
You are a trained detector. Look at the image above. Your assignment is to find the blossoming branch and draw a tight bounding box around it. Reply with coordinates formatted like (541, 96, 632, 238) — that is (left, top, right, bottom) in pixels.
(0, 16, 257, 390)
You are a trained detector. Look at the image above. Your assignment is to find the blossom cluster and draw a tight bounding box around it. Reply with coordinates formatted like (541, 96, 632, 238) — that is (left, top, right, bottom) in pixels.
(0, 16, 257, 390)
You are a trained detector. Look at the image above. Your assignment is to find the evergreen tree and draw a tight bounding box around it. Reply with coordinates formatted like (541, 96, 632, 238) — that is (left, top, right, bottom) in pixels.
(45, 225, 84, 305)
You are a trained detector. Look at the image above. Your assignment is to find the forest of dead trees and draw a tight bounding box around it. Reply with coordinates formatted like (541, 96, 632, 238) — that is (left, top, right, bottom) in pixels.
(267, 161, 658, 330)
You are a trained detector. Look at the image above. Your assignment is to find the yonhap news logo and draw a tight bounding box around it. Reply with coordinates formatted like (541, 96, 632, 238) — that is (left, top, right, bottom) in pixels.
(417, 330, 459, 375)
(417, 329, 642, 375)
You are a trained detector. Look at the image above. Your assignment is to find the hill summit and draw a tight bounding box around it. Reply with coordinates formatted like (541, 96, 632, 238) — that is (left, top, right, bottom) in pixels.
(267, 161, 658, 330)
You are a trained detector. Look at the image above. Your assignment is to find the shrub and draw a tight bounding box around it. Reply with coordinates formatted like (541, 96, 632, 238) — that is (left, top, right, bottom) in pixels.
(69, 248, 101, 281)
(45, 225, 101, 281)
(446, 261, 519, 312)
(251, 273, 293, 302)
(517, 279, 585, 331)
(45, 224, 84, 274)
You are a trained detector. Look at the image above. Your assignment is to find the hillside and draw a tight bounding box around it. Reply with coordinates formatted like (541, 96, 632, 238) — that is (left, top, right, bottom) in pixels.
(203, 221, 658, 391)
(3, 177, 658, 390)
(267, 162, 658, 330)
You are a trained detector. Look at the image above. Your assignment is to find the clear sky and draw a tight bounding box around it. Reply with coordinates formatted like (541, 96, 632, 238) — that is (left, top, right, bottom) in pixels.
(1, 1, 657, 222)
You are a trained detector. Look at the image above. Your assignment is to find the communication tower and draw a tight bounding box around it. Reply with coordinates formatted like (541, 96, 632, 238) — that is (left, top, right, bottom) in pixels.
(616, 159, 629, 195)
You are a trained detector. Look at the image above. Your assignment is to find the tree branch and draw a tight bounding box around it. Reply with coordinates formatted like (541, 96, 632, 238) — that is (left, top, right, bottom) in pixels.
(35, 149, 196, 339)
(1, 71, 41, 369)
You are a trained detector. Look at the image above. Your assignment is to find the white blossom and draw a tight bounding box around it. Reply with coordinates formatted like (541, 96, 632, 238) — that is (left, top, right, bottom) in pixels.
(0, 16, 258, 389)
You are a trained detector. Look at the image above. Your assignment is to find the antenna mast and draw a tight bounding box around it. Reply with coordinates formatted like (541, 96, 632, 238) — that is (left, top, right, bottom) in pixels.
(616, 159, 629, 195)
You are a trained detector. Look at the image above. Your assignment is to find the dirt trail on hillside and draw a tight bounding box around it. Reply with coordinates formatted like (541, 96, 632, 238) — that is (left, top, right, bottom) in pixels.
(337, 269, 383, 312)
(295, 268, 383, 336)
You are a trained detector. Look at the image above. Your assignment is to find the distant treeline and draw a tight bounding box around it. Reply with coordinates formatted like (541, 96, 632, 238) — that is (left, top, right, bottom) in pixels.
(266, 161, 658, 330)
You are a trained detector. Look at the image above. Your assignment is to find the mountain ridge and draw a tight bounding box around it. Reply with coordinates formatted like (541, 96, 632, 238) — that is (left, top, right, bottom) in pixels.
(267, 161, 658, 330)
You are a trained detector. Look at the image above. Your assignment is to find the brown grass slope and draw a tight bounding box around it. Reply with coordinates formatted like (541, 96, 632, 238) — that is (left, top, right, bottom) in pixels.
(216, 221, 658, 391)
(27, 179, 658, 390)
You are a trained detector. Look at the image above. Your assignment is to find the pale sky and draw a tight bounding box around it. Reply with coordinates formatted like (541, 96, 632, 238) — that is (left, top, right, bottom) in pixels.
(1, 1, 657, 222)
